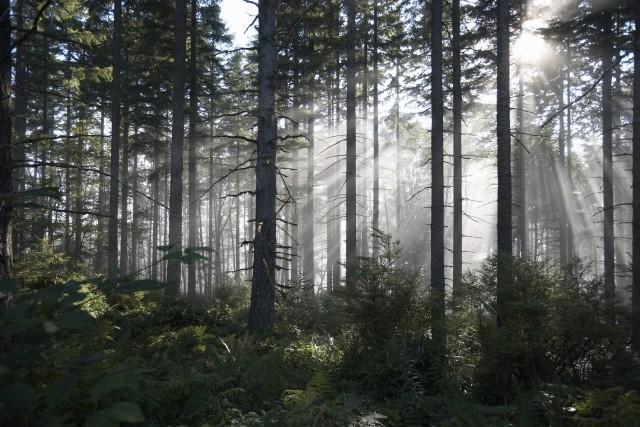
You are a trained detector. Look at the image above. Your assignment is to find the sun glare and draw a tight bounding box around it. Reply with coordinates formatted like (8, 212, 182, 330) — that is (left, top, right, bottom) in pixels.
(513, 28, 550, 65)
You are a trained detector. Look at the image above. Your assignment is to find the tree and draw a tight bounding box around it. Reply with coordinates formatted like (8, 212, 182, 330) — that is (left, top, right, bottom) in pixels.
(600, 11, 615, 323)
(430, 0, 446, 363)
(0, 0, 11, 279)
(345, 0, 357, 283)
(166, 0, 188, 297)
(372, 0, 380, 259)
(451, 0, 463, 306)
(107, 0, 122, 279)
(248, 0, 279, 333)
(631, 0, 639, 350)
(187, 0, 199, 298)
(496, 0, 512, 326)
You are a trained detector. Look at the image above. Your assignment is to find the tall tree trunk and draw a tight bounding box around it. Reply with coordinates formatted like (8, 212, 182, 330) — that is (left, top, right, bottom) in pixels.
(13, 0, 25, 256)
(496, 0, 512, 327)
(0, 0, 12, 278)
(566, 48, 574, 261)
(632, 0, 640, 351)
(516, 73, 527, 259)
(248, 0, 279, 333)
(345, 0, 357, 283)
(73, 108, 85, 262)
(208, 148, 214, 292)
(372, 0, 380, 258)
(119, 122, 129, 275)
(108, 0, 122, 279)
(235, 140, 241, 280)
(187, 0, 199, 298)
(601, 13, 615, 323)
(166, 0, 188, 297)
(96, 111, 106, 273)
(395, 60, 401, 237)
(326, 76, 334, 291)
(64, 71, 72, 254)
(304, 90, 315, 290)
(452, 0, 463, 306)
(360, 31, 369, 259)
(131, 148, 139, 275)
(152, 150, 160, 281)
(290, 69, 300, 283)
(332, 55, 341, 288)
(430, 0, 446, 364)
(557, 80, 567, 266)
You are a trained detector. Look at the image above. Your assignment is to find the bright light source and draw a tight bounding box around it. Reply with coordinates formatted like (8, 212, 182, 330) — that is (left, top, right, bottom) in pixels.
(513, 27, 551, 65)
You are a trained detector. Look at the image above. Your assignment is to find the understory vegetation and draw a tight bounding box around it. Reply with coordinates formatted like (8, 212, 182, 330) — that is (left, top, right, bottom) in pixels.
(2, 236, 639, 426)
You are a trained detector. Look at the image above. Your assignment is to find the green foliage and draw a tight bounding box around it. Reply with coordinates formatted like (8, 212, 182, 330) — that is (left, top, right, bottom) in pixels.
(14, 239, 84, 288)
(2, 249, 637, 426)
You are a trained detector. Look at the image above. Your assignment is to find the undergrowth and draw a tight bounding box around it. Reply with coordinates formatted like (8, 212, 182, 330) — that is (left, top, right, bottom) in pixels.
(1, 234, 639, 426)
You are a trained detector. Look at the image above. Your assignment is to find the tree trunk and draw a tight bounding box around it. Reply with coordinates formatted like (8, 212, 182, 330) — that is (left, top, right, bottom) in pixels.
(332, 55, 341, 288)
(152, 150, 160, 281)
(516, 73, 527, 259)
(372, 0, 380, 258)
(0, 0, 12, 279)
(496, 0, 512, 327)
(166, 0, 188, 297)
(360, 30, 369, 259)
(248, 0, 279, 333)
(345, 0, 357, 283)
(304, 91, 315, 290)
(395, 60, 401, 238)
(119, 122, 129, 275)
(601, 13, 615, 323)
(187, 0, 199, 298)
(108, 0, 122, 279)
(131, 148, 139, 275)
(430, 0, 446, 364)
(96, 111, 107, 273)
(13, 0, 25, 256)
(452, 0, 463, 306)
(632, 0, 640, 350)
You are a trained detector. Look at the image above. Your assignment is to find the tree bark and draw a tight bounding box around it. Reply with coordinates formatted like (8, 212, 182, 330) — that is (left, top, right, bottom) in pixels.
(452, 0, 463, 306)
(108, 0, 122, 279)
(131, 147, 139, 275)
(166, 0, 188, 297)
(248, 0, 279, 333)
(187, 0, 199, 298)
(372, 0, 380, 259)
(430, 0, 446, 364)
(0, 0, 12, 278)
(304, 91, 315, 290)
(601, 13, 615, 323)
(632, 0, 640, 351)
(496, 0, 512, 327)
(516, 73, 527, 259)
(345, 0, 357, 284)
(119, 122, 129, 275)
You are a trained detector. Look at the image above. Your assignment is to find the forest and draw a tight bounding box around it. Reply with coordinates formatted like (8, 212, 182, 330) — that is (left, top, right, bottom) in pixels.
(1, 0, 640, 425)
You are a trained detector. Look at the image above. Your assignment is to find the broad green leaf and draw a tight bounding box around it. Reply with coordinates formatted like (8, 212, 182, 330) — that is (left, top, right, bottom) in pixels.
(108, 401, 145, 423)
(115, 279, 165, 294)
